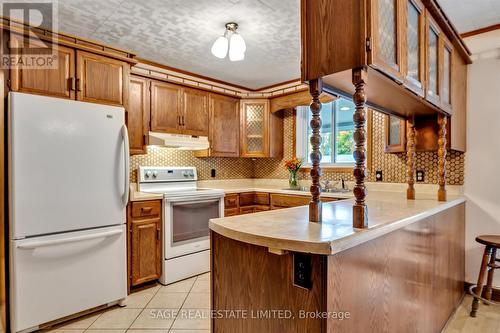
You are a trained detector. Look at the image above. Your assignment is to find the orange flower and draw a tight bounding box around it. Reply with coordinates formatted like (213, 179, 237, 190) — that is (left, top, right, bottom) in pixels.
(284, 158, 302, 172)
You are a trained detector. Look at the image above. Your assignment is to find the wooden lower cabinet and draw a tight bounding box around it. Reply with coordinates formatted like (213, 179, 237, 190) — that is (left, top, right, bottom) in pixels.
(226, 192, 339, 216)
(128, 200, 162, 290)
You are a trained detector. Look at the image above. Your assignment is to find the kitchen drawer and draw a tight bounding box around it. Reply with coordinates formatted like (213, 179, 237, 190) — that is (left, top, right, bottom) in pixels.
(131, 200, 161, 218)
(239, 192, 255, 206)
(224, 208, 239, 217)
(254, 192, 270, 205)
(224, 194, 239, 209)
(254, 205, 270, 212)
(239, 206, 255, 215)
(270, 194, 310, 209)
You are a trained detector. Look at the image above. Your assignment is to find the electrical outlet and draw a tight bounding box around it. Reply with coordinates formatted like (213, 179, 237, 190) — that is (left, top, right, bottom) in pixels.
(211, 169, 216, 178)
(293, 253, 312, 290)
(375, 170, 383, 182)
(416, 170, 425, 182)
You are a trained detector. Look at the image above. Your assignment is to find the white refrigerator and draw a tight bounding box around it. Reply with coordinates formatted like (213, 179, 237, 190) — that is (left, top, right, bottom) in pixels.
(9, 92, 129, 332)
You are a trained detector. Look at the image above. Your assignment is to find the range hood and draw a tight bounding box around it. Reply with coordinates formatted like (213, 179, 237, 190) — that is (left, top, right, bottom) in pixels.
(148, 132, 209, 151)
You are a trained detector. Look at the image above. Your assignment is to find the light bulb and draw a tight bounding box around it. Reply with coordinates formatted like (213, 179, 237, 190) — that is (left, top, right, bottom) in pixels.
(211, 36, 228, 59)
(229, 32, 246, 61)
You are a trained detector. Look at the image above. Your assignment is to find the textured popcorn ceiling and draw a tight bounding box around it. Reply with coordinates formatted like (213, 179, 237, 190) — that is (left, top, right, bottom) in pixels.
(438, 0, 500, 33)
(40, 0, 301, 89)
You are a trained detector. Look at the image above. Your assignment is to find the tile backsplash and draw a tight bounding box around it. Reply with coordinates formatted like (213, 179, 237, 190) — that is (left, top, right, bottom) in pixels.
(131, 110, 464, 185)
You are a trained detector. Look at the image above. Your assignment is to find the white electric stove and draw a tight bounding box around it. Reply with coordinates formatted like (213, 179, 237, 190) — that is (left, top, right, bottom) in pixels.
(138, 166, 224, 284)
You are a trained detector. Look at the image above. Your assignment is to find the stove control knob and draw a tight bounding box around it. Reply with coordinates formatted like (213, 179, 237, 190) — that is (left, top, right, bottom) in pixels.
(189, 171, 195, 178)
(183, 171, 189, 178)
(145, 171, 152, 178)
(152, 171, 158, 178)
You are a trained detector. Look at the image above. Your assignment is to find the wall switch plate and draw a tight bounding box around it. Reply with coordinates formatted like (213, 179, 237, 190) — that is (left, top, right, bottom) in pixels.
(293, 253, 312, 290)
(211, 169, 216, 178)
(416, 170, 424, 182)
(375, 170, 383, 182)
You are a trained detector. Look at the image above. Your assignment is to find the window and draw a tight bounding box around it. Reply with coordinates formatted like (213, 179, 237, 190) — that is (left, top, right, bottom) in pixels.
(296, 98, 357, 167)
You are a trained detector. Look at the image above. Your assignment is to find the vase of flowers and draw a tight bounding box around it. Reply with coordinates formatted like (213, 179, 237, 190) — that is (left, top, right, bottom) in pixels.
(284, 157, 302, 189)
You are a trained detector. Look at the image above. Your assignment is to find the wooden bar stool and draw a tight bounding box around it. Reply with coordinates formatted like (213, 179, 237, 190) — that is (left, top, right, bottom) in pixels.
(470, 235, 500, 317)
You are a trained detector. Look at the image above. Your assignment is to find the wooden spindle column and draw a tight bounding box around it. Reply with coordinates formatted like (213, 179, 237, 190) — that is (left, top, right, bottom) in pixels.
(352, 68, 368, 228)
(308, 79, 323, 223)
(437, 114, 447, 201)
(406, 118, 416, 200)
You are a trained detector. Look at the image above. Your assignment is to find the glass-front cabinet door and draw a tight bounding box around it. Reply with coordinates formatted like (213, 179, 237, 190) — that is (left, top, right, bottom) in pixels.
(425, 15, 441, 106)
(403, 0, 425, 96)
(370, 0, 404, 81)
(441, 37, 453, 112)
(240, 99, 269, 157)
(384, 115, 406, 153)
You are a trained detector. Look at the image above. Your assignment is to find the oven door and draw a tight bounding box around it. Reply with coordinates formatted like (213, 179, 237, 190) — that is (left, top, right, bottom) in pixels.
(164, 195, 223, 259)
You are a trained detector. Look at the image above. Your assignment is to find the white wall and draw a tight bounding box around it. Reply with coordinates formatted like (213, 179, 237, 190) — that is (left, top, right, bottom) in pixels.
(464, 31, 500, 285)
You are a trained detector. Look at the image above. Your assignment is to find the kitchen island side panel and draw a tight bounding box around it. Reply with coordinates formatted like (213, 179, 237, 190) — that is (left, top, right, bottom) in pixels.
(211, 231, 327, 333)
(326, 203, 465, 332)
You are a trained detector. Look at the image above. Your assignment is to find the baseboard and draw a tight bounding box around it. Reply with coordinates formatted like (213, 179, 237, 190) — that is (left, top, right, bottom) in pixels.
(464, 282, 500, 302)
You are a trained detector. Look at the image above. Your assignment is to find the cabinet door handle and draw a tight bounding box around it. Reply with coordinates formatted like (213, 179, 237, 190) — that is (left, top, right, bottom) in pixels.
(181, 115, 185, 126)
(157, 228, 161, 240)
(177, 115, 181, 126)
(141, 207, 153, 214)
(76, 78, 82, 92)
(68, 77, 76, 91)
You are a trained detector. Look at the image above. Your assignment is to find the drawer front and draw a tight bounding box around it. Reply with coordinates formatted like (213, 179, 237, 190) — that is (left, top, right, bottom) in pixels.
(224, 208, 239, 217)
(239, 192, 255, 206)
(224, 194, 239, 209)
(254, 205, 270, 212)
(254, 192, 270, 205)
(270, 194, 310, 208)
(131, 200, 161, 218)
(239, 206, 255, 215)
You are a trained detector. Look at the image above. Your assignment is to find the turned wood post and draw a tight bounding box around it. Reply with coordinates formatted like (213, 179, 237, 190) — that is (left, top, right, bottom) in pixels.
(406, 118, 416, 200)
(352, 68, 368, 228)
(437, 114, 447, 201)
(308, 79, 323, 223)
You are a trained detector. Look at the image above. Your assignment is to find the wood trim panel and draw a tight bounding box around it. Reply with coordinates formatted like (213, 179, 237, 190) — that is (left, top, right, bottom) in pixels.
(461, 23, 500, 38)
(211, 231, 326, 332)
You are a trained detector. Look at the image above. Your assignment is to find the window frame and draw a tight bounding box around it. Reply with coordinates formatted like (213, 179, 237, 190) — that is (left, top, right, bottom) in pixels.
(294, 103, 373, 172)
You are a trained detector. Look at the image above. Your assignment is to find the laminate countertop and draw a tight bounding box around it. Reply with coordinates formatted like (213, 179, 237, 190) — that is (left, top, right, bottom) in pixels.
(209, 192, 466, 255)
(129, 181, 354, 202)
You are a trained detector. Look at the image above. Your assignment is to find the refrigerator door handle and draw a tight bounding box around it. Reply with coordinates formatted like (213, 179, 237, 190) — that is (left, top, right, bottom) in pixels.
(16, 229, 124, 249)
(121, 124, 130, 206)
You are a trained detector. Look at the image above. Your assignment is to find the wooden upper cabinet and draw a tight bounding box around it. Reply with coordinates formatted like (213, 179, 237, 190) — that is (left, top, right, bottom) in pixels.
(150, 80, 182, 134)
(402, 0, 425, 96)
(181, 87, 208, 136)
(369, 0, 404, 81)
(10, 44, 75, 99)
(128, 76, 150, 155)
(425, 14, 441, 107)
(76, 50, 129, 106)
(240, 99, 270, 158)
(208, 93, 239, 157)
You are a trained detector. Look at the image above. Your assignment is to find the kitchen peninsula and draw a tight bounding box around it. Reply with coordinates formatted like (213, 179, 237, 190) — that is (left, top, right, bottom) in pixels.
(209, 0, 470, 332)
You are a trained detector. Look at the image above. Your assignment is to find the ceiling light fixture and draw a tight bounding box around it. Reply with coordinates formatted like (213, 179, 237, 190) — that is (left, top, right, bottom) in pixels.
(340, 106, 351, 111)
(211, 22, 246, 61)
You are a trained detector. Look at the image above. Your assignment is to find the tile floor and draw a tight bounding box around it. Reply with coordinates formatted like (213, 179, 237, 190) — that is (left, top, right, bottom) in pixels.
(45, 275, 500, 333)
(44, 273, 210, 333)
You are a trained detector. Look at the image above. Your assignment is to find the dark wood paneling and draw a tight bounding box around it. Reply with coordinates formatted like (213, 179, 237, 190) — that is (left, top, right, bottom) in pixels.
(326, 203, 465, 332)
(211, 232, 326, 332)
